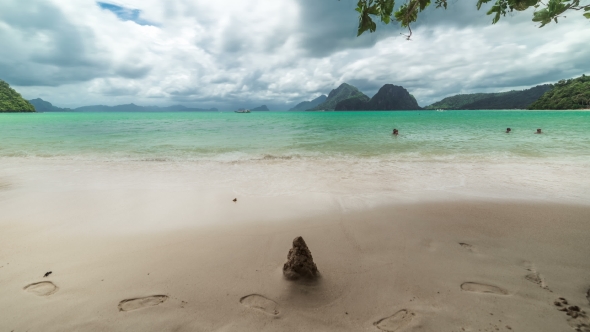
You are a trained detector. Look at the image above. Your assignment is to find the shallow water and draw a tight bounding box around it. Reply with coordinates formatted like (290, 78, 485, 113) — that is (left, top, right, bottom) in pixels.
(0, 111, 589, 162)
(1, 111, 589, 204)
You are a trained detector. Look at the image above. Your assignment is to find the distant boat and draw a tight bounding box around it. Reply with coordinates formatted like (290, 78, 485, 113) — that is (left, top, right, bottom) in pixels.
(235, 109, 251, 113)
(436, 109, 444, 112)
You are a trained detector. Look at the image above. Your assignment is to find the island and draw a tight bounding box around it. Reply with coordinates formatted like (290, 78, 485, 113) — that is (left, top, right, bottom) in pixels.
(0, 80, 35, 112)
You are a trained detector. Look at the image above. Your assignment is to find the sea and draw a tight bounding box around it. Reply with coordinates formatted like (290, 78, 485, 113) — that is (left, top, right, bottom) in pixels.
(1, 110, 589, 204)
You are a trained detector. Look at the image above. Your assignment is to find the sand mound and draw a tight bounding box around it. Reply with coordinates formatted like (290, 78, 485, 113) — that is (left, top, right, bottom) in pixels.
(283, 236, 319, 280)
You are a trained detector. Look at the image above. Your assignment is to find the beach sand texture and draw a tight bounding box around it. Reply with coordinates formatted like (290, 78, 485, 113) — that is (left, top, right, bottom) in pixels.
(1, 163, 589, 332)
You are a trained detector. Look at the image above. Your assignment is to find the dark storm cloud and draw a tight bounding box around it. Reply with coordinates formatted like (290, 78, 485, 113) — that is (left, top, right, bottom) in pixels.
(114, 63, 152, 79)
(0, 0, 110, 86)
(292, 0, 509, 59)
(294, 0, 399, 57)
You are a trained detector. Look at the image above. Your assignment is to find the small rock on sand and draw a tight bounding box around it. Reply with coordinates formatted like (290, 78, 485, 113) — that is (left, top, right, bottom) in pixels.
(283, 236, 319, 280)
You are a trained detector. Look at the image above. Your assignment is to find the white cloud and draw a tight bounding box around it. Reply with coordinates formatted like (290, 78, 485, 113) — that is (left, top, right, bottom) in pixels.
(1, 0, 589, 109)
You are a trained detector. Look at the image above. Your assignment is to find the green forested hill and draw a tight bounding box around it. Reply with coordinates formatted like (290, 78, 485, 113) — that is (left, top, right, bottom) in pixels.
(29, 98, 72, 112)
(424, 93, 491, 110)
(0, 80, 35, 112)
(334, 84, 421, 110)
(289, 95, 327, 111)
(460, 85, 552, 109)
(425, 85, 552, 110)
(310, 83, 369, 110)
(529, 75, 590, 110)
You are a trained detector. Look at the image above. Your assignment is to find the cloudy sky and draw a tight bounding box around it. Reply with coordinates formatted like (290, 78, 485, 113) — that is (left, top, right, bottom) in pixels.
(1, 0, 589, 110)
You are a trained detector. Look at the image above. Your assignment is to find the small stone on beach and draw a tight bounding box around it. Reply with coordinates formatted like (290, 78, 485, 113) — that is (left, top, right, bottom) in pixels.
(283, 236, 319, 280)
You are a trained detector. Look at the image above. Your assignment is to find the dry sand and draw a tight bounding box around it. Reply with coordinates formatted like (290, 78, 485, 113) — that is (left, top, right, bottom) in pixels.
(1, 162, 590, 331)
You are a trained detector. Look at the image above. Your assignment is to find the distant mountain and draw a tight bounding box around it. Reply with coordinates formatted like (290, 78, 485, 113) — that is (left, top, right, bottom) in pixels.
(289, 95, 327, 111)
(335, 84, 421, 111)
(0, 80, 35, 112)
(29, 98, 72, 112)
(334, 97, 370, 111)
(461, 85, 553, 109)
(424, 93, 490, 110)
(309, 83, 369, 111)
(425, 85, 553, 110)
(529, 75, 590, 110)
(251, 105, 270, 111)
(74, 103, 218, 112)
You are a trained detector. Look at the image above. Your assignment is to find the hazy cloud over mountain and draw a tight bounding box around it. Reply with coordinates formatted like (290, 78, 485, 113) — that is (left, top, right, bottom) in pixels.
(1, 0, 589, 109)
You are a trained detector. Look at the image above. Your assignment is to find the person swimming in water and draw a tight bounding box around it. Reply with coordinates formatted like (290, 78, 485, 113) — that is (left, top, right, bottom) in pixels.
(392, 129, 399, 136)
(506, 128, 511, 133)
(535, 128, 542, 134)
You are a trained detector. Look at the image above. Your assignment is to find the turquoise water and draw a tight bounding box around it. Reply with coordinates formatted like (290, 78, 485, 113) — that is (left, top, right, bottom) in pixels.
(1, 111, 589, 162)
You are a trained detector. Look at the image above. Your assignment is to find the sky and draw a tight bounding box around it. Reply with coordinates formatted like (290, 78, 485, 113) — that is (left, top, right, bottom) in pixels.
(0, 0, 589, 110)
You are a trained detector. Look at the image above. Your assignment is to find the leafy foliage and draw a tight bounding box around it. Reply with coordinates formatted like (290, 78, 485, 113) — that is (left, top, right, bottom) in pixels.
(529, 75, 590, 109)
(0, 80, 35, 112)
(355, 0, 396, 36)
(352, 0, 589, 38)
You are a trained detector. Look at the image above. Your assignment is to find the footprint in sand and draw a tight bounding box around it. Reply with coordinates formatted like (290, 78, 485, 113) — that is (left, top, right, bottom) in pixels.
(586, 289, 590, 305)
(525, 272, 549, 289)
(374, 309, 415, 331)
(461, 282, 509, 295)
(239, 294, 280, 316)
(554, 297, 590, 332)
(523, 261, 549, 290)
(118, 295, 168, 312)
(24, 281, 58, 296)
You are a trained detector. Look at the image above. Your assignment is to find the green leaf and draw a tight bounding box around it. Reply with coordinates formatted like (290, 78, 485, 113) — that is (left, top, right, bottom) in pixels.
(418, 0, 431, 11)
(357, 5, 379, 37)
(367, 4, 380, 15)
(377, 0, 395, 23)
(394, 2, 419, 27)
(477, 0, 493, 10)
(532, 8, 551, 26)
(584, 12, 590, 18)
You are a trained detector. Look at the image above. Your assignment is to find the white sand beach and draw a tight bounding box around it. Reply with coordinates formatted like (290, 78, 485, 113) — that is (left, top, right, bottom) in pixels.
(1, 159, 589, 332)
